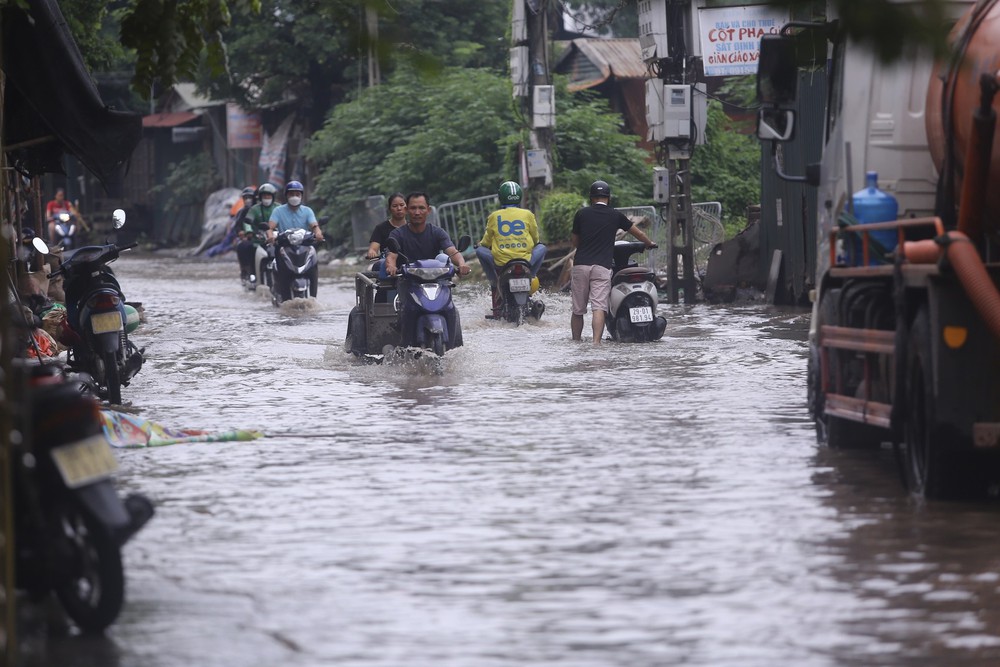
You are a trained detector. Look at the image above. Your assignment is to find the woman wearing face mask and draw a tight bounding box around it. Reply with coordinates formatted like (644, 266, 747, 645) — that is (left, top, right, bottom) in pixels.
(267, 181, 324, 243)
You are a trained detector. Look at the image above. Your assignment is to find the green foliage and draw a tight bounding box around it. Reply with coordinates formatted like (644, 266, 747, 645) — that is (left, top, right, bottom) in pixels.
(538, 191, 584, 244)
(690, 100, 761, 234)
(306, 68, 653, 244)
(149, 153, 221, 214)
(118, 0, 260, 97)
(58, 0, 127, 72)
(547, 87, 652, 206)
(305, 67, 515, 241)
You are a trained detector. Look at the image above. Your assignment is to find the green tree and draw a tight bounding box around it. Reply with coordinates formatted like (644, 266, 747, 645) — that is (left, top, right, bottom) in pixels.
(305, 68, 651, 245)
(690, 99, 761, 234)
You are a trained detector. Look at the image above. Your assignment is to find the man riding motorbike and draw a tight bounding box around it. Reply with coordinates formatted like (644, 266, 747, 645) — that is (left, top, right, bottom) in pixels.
(233, 185, 258, 282)
(476, 181, 546, 316)
(384, 192, 471, 347)
(268, 181, 324, 298)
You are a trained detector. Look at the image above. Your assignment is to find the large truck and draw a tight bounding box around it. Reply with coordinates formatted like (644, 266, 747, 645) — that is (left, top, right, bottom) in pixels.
(756, 1, 1000, 499)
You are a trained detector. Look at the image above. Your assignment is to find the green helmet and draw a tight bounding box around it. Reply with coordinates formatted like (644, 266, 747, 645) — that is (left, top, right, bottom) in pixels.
(498, 181, 523, 206)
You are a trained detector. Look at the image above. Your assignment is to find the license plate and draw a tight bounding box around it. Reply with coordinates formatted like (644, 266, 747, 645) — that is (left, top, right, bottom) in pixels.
(51, 435, 119, 489)
(629, 306, 653, 323)
(90, 311, 123, 334)
(509, 278, 531, 292)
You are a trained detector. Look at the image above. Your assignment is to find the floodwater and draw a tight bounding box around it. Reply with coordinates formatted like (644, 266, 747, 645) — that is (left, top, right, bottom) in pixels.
(31, 253, 1000, 666)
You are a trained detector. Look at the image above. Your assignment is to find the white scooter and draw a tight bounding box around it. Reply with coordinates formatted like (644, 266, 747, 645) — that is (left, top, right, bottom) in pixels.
(607, 240, 666, 342)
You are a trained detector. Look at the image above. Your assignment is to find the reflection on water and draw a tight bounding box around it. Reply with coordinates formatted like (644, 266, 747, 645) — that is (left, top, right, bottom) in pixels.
(36, 254, 1000, 666)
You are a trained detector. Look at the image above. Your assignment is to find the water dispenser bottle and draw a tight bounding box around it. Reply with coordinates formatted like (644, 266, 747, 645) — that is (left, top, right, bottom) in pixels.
(851, 171, 899, 264)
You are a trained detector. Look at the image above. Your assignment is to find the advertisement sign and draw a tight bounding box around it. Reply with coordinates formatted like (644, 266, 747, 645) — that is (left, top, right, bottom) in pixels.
(698, 5, 789, 77)
(226, 103, 262, 149)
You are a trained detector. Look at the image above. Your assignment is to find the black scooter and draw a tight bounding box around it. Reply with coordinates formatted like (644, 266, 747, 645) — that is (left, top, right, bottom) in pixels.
(270, 228, 320, 305)
(11, 357, 153, 634)
(47, 209, 144, 404)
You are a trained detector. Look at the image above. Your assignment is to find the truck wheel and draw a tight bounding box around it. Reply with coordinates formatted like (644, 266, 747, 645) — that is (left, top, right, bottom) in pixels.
(815, 287, 883, 449)
(902, 307, 954, 498)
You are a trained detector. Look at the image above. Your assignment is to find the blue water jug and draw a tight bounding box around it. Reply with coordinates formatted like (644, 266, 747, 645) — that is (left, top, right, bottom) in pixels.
(851, 171, 898, 264)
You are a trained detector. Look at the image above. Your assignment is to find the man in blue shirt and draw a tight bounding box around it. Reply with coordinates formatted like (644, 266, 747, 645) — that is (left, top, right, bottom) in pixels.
(268, 181, 324, 242)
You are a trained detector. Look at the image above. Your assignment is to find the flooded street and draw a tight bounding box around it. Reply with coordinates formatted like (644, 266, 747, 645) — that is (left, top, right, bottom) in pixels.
(38, 253, 1000, 667)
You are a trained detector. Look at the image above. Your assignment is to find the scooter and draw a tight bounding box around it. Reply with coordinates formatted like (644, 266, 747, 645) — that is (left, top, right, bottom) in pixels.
(489, 259, 545, 325)
(380, 236, 468, 359)
(47, 209, 144, 404)
(54, 212, 77, 249)
(271, 228, 319, 305)
(245, 223, 273, 293)
(12, 359, 154, 634)
(607, 240, 667, 342)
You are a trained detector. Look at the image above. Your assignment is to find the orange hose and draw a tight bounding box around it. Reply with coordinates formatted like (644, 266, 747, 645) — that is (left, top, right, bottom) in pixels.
(902, 231, 1000, 341)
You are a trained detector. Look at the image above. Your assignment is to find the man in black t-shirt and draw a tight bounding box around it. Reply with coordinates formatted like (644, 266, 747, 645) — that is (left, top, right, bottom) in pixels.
(385, 192, 471, 347)
(570, 180, 657, 343)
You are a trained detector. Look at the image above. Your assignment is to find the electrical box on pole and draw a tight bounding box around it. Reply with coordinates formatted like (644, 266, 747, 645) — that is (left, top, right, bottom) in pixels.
(638, 0, 669, 63)
(532, 85, 555, 128)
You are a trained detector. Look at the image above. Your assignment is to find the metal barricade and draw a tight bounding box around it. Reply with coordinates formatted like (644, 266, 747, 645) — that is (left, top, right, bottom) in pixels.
(436, 194, 498, 244)
(617, 202, 724, 278)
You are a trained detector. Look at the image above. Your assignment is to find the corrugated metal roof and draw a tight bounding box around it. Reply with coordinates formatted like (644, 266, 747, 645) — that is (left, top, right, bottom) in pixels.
(554, 38, 647, 92)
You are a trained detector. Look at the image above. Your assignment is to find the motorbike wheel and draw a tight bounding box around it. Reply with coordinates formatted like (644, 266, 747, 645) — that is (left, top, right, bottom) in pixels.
(51, 503, 125, 634)
(103, 350, 122, 405)
(430, 331, 445, 357)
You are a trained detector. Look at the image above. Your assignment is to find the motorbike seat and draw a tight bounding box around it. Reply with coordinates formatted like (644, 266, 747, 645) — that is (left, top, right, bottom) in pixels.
(611, 266, 654, 286)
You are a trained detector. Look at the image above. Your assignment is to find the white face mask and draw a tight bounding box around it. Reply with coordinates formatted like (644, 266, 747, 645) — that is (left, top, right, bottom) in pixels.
(287, 195, 302, 207)
(261, 197, 273, 207)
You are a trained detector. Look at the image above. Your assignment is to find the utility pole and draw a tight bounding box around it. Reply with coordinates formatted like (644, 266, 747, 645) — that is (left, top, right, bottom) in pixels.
(512, 0, 554, 207)
(642, 0, 697, 304)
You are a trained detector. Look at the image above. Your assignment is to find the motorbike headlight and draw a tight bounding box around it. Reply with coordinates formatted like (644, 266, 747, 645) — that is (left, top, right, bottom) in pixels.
(406, 266, 450, 281)
(288, 229, 306, 246)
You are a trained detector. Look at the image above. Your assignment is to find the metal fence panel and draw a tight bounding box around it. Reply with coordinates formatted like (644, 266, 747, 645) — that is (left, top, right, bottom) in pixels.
(618, 202, 723, 277)
(436, 194, 499, 243)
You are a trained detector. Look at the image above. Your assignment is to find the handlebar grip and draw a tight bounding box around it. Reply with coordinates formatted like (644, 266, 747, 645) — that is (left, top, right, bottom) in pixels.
(122, 242, 139, 251)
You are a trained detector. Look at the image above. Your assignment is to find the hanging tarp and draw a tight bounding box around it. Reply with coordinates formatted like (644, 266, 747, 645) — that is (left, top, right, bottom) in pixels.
(1, 0, 142, 195)
(101, 410, 262, 449)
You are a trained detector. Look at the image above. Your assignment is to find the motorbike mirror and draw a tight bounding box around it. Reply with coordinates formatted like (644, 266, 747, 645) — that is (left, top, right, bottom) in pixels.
(31, 237, 50, 255)
(386, 237, 402, 254)
(112, 208, 127, 229)
(456, 235, 471, 253)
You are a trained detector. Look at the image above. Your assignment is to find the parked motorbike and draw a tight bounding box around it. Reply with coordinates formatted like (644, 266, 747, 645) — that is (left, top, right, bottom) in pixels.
(271, 228, 319, 305)
(607, 240, 667, 342)
(47, 209, 144, 404)
(489, 259, 545, 325)
(12, 360, 154, 634)
(54, 212, 77, 249)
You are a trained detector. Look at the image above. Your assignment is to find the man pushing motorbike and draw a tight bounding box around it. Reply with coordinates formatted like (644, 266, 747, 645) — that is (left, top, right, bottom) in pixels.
(385, 191, 471, 347)
(476, 181, 547, 318)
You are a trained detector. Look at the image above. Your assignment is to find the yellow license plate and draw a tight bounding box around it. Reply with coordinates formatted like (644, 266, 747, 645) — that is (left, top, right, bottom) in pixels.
(91, 311, 123, 334)
(51, 435, 119, 489)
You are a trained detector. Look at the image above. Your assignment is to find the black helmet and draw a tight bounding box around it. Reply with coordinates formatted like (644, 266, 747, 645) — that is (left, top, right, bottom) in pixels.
(241, 186, 257, 198)
(589, 180, 611, 198)
(21, 227, 35, 241)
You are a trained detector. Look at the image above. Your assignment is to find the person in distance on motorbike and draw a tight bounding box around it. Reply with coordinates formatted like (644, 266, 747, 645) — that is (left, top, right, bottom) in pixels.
(45, 188, 74, 245)
(570, 179, 657, 344)
(366, 192, 407, 276)
(268, 181, 324, 243)
(233, 185, 258, 280)
(384, 192, 471, 346)
(477, 180, 546, 315)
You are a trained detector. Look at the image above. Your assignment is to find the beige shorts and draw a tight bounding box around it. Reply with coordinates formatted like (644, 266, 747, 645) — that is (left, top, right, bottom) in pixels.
(571, 264, 612, 315)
